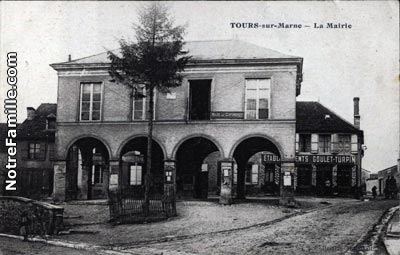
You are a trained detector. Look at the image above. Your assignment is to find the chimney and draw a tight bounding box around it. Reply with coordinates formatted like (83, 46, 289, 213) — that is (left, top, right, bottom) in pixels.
(68, 54, 72, 62)
(353, 97, 360, 129)
(27, 107, 36, 120)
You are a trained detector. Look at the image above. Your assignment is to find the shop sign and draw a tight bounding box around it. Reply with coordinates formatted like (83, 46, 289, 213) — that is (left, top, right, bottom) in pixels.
(262, 154, 356, 165)
(122, 152, 144, 164)
(92, 153, 104, 164)
(296, 155, 355, 164)
(262, 154, 281, 163)
(211, 111, 244, 119)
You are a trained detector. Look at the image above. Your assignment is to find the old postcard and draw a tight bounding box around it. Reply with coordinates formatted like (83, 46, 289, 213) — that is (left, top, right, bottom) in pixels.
(0, 1, 399, 254)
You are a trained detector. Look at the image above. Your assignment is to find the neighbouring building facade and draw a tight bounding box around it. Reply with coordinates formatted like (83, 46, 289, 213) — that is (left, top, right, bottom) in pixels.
(16, 104, 56, 198)
(376, 165, 399, 196)
(50, 39, 363, 201)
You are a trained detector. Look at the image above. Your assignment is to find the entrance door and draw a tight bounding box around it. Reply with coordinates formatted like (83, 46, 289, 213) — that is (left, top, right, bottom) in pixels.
(194, 171, 208, 199)
(264, 164, 279, 195)
(189, 80, 211, 120)
(316, 165, 332, 195)
(337, 166, 352, 194)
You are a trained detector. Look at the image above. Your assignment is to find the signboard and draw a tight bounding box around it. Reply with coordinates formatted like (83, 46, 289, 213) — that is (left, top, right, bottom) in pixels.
(164, 161, 176, 184)
(110, 174, 118, 185)
(262, 153, 356, 165)
(92, 153, 104, 164)
(211, 111, 244, 119)
(262, 154, 281, 163)
(296, 155, 356, 165)
(283, 172, 291, 186)
(122, 152, 144, 164)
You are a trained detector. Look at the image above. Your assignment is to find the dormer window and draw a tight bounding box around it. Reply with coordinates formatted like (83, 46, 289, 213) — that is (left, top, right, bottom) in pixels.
(46, 114, 56, 130)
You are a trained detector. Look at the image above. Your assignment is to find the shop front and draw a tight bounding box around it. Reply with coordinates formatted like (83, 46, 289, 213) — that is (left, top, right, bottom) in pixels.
(295, 154, 357, 196)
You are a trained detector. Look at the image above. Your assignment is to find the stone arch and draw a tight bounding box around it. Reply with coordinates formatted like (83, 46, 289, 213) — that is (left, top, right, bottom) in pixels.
(116, 134, 167, 160)
(229, 134, 283, 199)
(65, 136, 111, 200)
(64, 134, 112, 160)
(171, 133, 225, 159)
(228, 133, 284, 159)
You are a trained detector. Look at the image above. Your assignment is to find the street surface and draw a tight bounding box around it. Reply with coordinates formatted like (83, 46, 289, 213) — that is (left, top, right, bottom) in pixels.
(116, 200, 397, 255)
(0, 236, 97, 255)
(0, 199, 397, 255)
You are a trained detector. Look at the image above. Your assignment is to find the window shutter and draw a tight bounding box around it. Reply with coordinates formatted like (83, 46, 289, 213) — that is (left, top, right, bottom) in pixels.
(295, 134, 299, 153)
(331, 134, 339, 154)
(311, 134, 319, 153)
(351, 134, 358, 154)
(38, 142, 46, 160)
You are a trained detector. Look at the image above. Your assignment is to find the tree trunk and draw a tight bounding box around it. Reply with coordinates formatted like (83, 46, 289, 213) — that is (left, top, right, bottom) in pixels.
(144, 86, 154, 216)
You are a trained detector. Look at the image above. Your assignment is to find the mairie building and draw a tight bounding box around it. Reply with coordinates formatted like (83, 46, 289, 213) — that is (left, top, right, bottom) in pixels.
(49, 39, 364, 201)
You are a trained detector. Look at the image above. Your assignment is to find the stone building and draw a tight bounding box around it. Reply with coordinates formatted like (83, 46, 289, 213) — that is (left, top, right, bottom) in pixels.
(377, 165, 399, 196)
(50, 39, 363, 201)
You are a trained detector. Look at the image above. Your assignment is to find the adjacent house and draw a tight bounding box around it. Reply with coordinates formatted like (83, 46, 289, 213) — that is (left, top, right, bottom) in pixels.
(14, 104, 57, 199)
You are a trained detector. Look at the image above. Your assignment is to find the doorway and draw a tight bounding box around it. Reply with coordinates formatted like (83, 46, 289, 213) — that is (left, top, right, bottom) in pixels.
(189, 80, 211, 120)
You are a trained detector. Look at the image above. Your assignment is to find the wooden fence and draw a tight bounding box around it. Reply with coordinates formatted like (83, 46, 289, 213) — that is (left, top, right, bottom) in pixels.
(108, 186, 176, 223)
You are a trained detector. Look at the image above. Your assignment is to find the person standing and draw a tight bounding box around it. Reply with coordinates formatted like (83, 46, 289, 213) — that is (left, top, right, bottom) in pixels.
(385, 177, 390, 199)
(389, 176, 398, 199)
(372, 185, 377, 200)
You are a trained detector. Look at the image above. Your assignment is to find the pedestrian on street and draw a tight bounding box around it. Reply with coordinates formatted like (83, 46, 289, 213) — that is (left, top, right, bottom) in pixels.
(389, 176, 398, 199)
(372, 186, 377, 199)
(385, 177, 390, 199)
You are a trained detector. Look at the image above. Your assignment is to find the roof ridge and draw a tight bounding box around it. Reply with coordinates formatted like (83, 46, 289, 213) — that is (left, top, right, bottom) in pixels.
(52, 48, 120, 65)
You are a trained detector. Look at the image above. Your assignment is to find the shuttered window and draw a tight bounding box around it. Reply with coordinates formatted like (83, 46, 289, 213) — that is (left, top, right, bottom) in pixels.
(319, 135, 331, 153)
(299, 134, 311, 152)
(338, 135, 351, 153)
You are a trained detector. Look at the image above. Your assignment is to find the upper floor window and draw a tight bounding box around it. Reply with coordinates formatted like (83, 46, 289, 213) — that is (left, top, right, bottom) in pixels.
(299, 134, 311, 152)
(338, 135, 351, 153)
(245, 79, 271, 119)
(319, 135, 331, 153)
(28, 142, 45, 160)
(132, 87, 156, 120)
(80, 82, 102, 121)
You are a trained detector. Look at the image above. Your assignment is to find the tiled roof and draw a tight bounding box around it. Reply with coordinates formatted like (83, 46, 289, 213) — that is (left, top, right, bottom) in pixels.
(51, 39, 301, 66)
(296, 101, 363, 135)
(17, 104, 57, 141)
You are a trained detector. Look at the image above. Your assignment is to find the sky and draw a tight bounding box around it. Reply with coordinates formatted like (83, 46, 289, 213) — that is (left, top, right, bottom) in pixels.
(0, 1, 399, 172)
